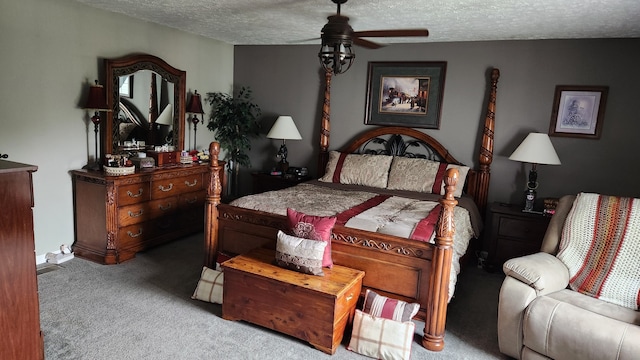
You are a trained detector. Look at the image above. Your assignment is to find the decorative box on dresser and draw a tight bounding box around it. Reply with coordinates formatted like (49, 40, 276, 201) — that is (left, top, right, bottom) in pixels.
(0, 160, 43, 360)
(485, 202, 551, 271)
(71, 163, 210, 264)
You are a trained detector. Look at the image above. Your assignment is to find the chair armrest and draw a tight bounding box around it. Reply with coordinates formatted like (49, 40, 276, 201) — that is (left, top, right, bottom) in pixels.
(503, 252, 569, 294)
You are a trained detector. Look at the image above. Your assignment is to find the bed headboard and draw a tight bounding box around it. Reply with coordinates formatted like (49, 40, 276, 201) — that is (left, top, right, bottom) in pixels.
(317, 68, 500, 216)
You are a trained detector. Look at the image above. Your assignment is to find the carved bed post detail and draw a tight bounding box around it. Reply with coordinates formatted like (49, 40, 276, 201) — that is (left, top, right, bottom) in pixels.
(204, 142, 222, 268)
(423, 168, 459, 352)
(318, 70, 332, 177)
(474, 68, 500, 216)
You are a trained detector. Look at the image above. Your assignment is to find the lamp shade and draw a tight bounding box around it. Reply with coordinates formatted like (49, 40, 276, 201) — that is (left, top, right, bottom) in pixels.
(509, 133, 561, 165)
(83, 80, 109, 110)
(155, 104, 173, 126)
(267, 116, 302, 140)
(186, 90, 204, 114)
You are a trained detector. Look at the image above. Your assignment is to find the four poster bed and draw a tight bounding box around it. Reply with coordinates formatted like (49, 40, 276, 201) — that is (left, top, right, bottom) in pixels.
(203, 68, 500, 351)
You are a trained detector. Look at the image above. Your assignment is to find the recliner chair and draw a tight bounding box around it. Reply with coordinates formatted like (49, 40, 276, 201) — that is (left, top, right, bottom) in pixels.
(497, 194, 640, 360)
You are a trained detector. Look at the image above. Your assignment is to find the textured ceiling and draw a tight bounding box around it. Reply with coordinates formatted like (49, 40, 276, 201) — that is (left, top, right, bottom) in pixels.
(73, 0, 640, 45)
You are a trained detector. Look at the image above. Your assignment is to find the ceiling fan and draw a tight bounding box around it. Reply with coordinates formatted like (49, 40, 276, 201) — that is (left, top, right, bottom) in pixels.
(319, 0, 429, 74)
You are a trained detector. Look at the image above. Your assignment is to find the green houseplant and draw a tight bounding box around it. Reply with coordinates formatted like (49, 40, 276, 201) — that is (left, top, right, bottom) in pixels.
(206, 86, 261, 197)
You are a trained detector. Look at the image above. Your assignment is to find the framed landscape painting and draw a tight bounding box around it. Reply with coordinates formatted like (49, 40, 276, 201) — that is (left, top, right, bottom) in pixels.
(364, 61, 447, 129)
(548, 85, 608, 139)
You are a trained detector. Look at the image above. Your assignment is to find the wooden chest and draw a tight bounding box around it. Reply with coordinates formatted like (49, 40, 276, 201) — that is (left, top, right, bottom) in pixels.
(222, 248, 364, 355)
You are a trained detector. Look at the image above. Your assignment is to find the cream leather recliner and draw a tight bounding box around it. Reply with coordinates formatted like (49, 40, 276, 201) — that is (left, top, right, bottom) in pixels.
(497, 195, 640, 360)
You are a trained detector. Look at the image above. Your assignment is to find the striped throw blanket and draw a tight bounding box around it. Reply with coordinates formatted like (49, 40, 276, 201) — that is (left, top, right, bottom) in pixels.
(557, 193, 640, 310)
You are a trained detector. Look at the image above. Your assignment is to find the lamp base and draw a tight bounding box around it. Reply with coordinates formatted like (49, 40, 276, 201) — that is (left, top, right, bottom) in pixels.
(277, 160, 289, 173)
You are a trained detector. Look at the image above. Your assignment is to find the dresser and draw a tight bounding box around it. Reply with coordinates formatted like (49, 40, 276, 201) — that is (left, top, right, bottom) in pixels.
(0, 160, 43, 360)
(484, 202, 551, 271)
(71, 163, 209, 264)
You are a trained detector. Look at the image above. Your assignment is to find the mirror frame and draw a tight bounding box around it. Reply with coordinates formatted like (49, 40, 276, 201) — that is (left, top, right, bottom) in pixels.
(104, 54, 186, 156)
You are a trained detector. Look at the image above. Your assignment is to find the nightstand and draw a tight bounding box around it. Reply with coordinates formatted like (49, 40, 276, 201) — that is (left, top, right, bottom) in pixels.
(484, 202, 551, 272)
(251, 172, 311, 194)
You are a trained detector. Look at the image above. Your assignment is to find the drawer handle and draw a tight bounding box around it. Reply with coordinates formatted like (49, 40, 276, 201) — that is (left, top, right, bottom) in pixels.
(185, 179, 198, 187)
(158, 183, 174, 192)
(127, 229, 143, 238)
(128, 209, 144, 218)
(127, 189, 144, 198)
(346, 294, 354, 301)
(185, 197, 198, 204)
(159, 203, 172, 211)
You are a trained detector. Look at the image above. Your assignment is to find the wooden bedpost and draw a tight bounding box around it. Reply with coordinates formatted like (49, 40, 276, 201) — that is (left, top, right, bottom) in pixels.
(317, 70, 332, 177)
(473, 68, 500, 216)
(423, 168, 459, 352)
(204, 142, 222, 268)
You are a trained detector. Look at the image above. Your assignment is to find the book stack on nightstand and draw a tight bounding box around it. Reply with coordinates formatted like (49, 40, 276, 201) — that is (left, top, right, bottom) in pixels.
(251, 172, 311, 194)
(484, 202, 551, 272)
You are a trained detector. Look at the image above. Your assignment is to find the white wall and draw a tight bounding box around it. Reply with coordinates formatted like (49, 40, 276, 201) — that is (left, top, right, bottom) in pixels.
(0, 0, 234, 256)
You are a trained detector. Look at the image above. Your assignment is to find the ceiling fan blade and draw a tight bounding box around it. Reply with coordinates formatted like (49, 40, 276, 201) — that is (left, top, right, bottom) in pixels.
(353, 29, 429, 38)
(353, 37, 384, 49)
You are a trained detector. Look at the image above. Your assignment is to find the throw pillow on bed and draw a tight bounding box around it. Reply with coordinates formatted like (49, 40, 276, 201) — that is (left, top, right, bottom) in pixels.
(287, 208, 336, 268)
(348, 309, 415, 360)
(362, 289, 420, 322)
(319, 151, 393, 188)
(386, 156, 469, 197)
(191, 266, 224, 304)
(275, 230, 327, 276)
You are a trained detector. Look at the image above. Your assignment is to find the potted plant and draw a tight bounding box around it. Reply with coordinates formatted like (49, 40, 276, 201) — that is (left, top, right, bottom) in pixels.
(206, 86, 261, 197)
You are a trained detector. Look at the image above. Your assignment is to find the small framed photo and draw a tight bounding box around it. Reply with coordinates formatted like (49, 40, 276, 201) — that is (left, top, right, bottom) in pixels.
(364, 61, 447, 129)
(548, 85, 608, 139)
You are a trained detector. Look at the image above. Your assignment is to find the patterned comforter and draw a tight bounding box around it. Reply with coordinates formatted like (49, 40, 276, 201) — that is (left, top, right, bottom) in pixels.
(230, 180, 482, 300)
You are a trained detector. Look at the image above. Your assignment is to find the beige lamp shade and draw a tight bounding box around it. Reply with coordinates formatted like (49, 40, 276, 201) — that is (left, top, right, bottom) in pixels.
(509, 133, 561, 165)
(267, 116, 302, 140)
(155, 104, 173, 126)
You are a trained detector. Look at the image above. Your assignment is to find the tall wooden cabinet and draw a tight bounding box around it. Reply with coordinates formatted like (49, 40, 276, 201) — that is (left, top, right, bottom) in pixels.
(0, 160, 43, 360)
(71, 163, 210, 264)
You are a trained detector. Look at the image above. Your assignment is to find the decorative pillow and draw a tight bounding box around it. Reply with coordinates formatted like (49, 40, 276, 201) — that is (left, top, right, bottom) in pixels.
(362, 289, 420, 322)
(319, 151, 393, 188)
(287, 208, 336, 268)
(348, 309, 415, 360)
(557, 193, 640, 310)
(386, 156, 469, 197)
(191, 266, 224, 304)
(275, 230, 327, 276)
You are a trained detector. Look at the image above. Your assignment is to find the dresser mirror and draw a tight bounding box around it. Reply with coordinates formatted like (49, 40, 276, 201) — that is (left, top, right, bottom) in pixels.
(103, 54, 186, 156)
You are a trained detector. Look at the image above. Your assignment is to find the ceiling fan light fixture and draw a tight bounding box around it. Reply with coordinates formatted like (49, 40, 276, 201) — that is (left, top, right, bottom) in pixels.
(318, 40, 355, 75)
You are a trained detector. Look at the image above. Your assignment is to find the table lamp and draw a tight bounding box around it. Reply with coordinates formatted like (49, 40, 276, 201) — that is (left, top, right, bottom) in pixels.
(266, 116, 302, 172)
(509, 132, 561, 212)
(83, 80, 111, 170)
(186, 90, 204, 151)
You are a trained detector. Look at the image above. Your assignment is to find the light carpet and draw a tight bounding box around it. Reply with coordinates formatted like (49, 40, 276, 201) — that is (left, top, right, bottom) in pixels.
(38, 233, 510, 360)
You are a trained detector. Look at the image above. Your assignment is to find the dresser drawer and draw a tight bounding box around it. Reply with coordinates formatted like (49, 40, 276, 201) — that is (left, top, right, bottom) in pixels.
(178, 190, 206, 209)
(497, 216, 548, 241)
(148, 197, 179, 218)
(118, 183, 151, 206)
(118, 203, 152, 227)
(118, 223, 151, 249)
(151, 174, 203, 199)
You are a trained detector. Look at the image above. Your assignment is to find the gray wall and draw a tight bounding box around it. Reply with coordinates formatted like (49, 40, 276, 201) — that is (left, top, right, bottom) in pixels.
(1, 0, 234, 258)
(233, 39, 640, 210)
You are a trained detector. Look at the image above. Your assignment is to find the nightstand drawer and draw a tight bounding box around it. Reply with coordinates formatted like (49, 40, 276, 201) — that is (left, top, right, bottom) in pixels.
(498, 217, 549, 241)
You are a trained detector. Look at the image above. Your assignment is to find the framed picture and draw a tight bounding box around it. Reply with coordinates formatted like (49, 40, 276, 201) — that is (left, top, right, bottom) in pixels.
(548, 85, 608, 139)
(119, 75, 133, 98)
(364, 61, 447, 129)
